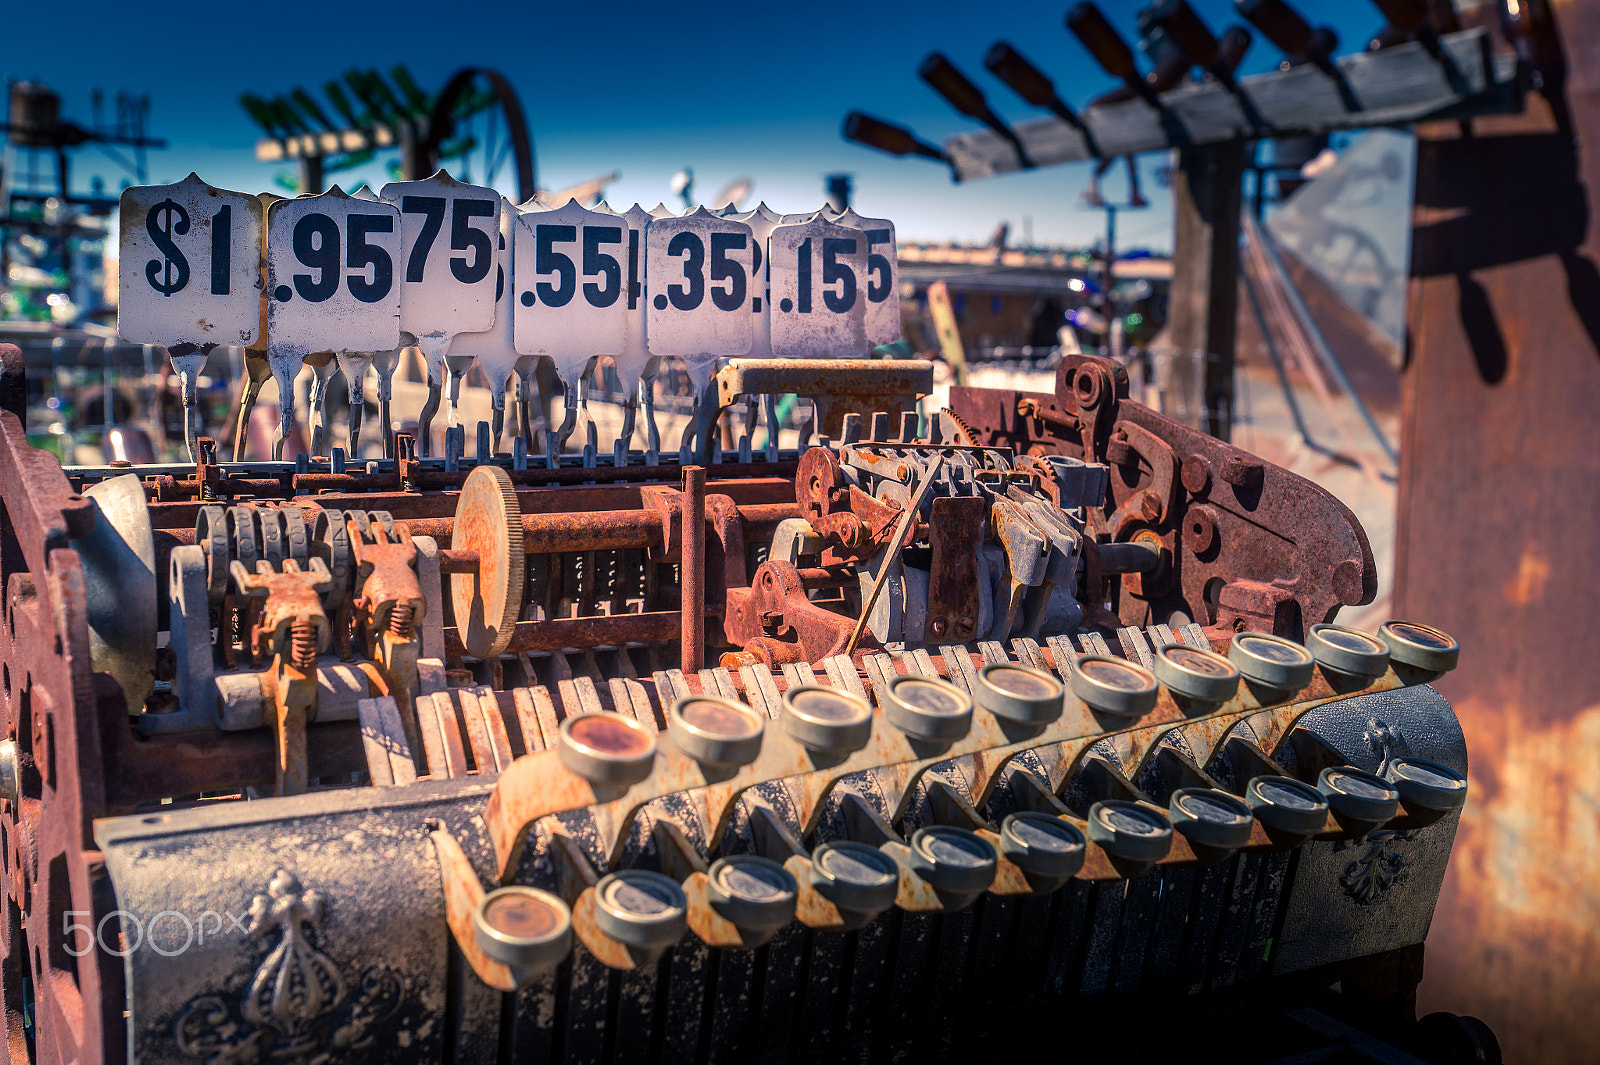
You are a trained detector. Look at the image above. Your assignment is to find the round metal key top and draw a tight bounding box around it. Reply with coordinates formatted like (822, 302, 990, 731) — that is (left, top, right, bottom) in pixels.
(1168, 787, 1255, 851)
(884, 675, 973, 743)
(1152, 643, 1239, 703)
(593, 870, 687, 950)
(1378, 620, 1460, 674)
(1319, 765, 1400, 834)
(1228, 632, 1316, 691)
(450, 464, 524, 658)
(474, 886, 572, 971)
(976, 662, 1064, 724)
(706, 855, 797, 934)
(810, 841, 900, 915)
(782, 684, 873, 756)
(999, 812, 1086, 881)
(1385, 757, 1468, 814)
(909, 825, 996, 894)
(558, 712, 657, 787)
(1086, 800, 1172, 863)
(669, 695, 765, 768)
(1246, 774, 1330, 838)
(1307, 623, 1390, 678)
(1069, 655, 1159, 718)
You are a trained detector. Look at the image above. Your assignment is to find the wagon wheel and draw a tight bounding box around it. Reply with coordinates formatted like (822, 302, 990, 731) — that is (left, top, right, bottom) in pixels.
(417, 68, 536, 204)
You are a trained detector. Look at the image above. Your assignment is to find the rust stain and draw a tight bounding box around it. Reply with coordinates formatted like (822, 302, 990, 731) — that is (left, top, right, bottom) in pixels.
(1505, 551, 1551, 606)
(1420, 700, 1600, 1063)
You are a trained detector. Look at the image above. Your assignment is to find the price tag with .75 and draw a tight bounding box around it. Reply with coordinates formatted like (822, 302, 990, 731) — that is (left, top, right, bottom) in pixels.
(512, 198, 629, 384)
(379, 170, 501, 364)
(118, 173, 263, 347)
(265, 187, 401, 356)
(645, 206, 754, 365)
(768, 213, 868, 358)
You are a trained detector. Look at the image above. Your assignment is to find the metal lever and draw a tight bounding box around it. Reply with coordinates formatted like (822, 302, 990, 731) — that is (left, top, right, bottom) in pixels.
(336, 351, 373, 458)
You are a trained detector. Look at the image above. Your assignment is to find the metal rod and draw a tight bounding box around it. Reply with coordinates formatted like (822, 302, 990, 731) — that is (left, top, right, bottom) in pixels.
(681, 465, 706, 673)
(844, 454, 947, 655)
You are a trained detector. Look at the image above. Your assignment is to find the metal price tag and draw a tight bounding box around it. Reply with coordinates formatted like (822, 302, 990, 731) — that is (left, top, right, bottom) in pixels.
(835, 208, 899, 345)
(453, 196, 521, 428)
(265, 187, 402, 356)
(118, 173, 262, 347)
(768, 213, 869, 358)
(514, 198, 629, 385)
(606, 202, 655, 391)
(731, 203, 783, 359)
(645, 206, 755, 380)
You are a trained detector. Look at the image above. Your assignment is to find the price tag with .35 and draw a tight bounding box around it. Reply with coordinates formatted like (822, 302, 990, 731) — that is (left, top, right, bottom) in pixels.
(768, 213, 869, 358)
(118, 173, 263, 348)
(645, 206, 755, 368)
(265, 187, 402, 356)
(512, 198, 630, 384)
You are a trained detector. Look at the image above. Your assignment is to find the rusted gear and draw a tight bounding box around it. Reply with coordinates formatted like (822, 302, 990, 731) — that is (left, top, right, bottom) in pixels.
(795, 446, 846, 527)
(450, 464, 525, 659)
(938, 406, 980, 446)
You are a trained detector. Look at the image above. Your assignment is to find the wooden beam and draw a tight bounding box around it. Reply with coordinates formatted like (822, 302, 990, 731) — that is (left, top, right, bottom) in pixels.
(1167, 143, 1244, 440)
(942, 30, 1518, 182)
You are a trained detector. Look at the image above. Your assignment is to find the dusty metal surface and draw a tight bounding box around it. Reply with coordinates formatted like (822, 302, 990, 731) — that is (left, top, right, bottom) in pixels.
(1397, 3, 1600, 1061)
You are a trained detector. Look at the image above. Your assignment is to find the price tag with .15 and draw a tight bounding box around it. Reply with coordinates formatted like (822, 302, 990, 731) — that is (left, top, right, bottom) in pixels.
(512, 198, 629, 385)
(768, 213, 868, 358)
(645, 206, 754, 379)
(835, 208, 898, 346)
(118, 173, 262, 347)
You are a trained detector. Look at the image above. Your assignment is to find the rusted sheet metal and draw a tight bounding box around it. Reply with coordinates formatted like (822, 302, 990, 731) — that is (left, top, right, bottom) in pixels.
(1398, 4, 1600, 1060)
(717, 358, 934, 439)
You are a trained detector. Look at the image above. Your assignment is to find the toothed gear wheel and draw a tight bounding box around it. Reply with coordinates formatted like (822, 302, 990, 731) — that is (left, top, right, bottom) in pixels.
(450, 465, 525, 658)
(939, 407, 980, 446)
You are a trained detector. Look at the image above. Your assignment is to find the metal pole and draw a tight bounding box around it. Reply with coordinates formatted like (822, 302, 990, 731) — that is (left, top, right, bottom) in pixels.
(680, 465, 706, 674)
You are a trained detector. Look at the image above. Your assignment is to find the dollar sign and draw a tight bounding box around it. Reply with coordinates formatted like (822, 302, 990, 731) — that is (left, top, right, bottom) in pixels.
(144, 198, 191, 296)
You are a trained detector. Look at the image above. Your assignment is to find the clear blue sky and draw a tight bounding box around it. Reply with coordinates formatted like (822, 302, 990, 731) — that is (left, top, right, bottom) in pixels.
(11, 0, 1387, 252)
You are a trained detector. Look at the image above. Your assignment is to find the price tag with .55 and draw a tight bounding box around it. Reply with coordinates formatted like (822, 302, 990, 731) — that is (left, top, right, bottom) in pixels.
(768, 213, 868, 358)
(266, 187, 401, 356)
(513, 198, 629, 384)
(118, 173, 262, 347)
(645, 206, 755, 372)
(835, 208, 898, 345)
(379, 171, 501, 343)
